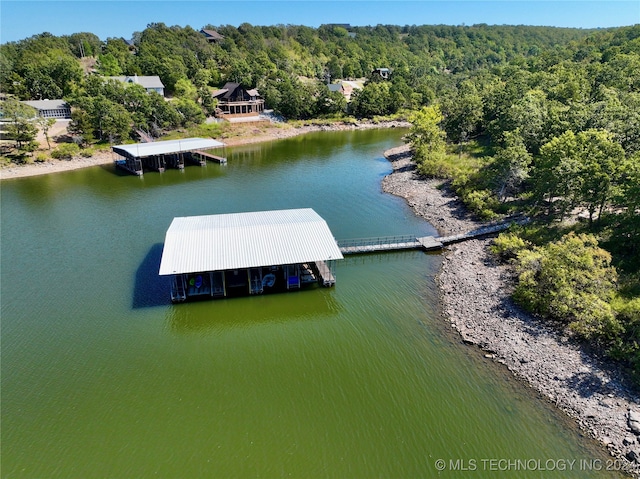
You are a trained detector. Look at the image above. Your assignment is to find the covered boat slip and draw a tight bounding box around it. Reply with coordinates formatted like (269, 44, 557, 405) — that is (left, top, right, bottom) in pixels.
(159, 208, 344, 302)
(112, 137, 226, 176)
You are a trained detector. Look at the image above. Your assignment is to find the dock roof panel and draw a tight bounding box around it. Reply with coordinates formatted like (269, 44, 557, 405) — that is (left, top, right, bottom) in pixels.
(159, 208, 344, 275)
(112, 138, 225, 159)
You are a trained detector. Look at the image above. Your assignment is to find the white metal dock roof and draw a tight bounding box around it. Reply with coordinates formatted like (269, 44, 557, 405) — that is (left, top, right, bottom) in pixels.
(158, 208, 344, 275)
(112, 138, 225, 159)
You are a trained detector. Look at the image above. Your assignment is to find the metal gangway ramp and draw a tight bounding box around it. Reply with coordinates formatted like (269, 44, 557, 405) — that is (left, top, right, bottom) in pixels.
(338, 235, 443, 255)
(337, 218, 529, 256)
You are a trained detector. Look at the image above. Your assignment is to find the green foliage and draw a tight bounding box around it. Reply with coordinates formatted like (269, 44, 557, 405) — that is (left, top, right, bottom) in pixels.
(460, 188, 500, 219)
(610, 298, 640, 383)
(513, 233, 621, 342)
(51, 143, 80, 160)
(407, 105, 447, 169)
(532, 129, 626, 222)
(0, 98, 38, 150)
(174, 78, 198, 101)
(492, 130, 532, 201)
(350, 81, 400, 117)
(491, 232, 530, 261)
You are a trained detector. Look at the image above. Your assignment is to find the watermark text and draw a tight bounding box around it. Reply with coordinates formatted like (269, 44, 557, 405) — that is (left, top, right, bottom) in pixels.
(433, 458, 625, 472)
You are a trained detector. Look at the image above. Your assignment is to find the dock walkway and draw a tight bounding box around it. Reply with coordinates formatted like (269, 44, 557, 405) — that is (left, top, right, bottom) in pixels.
(338, 218, 528, 255)
(193, 150, 227, 164)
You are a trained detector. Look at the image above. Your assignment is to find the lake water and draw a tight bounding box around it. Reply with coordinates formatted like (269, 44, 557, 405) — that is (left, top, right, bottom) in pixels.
(1, 129, 622, 478)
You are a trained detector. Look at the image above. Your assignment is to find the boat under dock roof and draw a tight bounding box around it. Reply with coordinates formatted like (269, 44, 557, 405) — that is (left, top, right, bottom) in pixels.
(112, 137, 225, 159)
(158, 208, 344, 276)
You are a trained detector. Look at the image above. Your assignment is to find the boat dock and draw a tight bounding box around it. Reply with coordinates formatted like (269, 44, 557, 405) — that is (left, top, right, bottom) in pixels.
(193, 150, 227, 164)
(112, 138, 226, 176)
(338, 219, 527, 255)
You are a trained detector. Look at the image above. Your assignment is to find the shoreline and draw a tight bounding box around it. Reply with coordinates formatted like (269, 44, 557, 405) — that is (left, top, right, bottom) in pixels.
(5, 121, 638, 471)
(382, 144, 640, 476)
(0, 119, 409, 181)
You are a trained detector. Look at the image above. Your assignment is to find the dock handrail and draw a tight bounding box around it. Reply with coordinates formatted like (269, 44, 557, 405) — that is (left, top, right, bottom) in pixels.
(337, 217, 530, 255)
(338, 235, 419, 247)
(338, 235, 420, 253)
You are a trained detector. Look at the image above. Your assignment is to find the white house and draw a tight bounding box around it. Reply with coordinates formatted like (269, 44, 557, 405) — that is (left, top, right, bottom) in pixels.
(107, 75, 165, 96)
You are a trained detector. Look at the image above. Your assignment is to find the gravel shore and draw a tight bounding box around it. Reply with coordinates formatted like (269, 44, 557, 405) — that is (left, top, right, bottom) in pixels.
(0, 119, 410, 180)
(382, 144, 640, 476)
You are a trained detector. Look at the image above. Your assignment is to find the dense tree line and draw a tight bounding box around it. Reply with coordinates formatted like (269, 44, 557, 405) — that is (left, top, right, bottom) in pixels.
(1, 23, 598, 121)
(405, 24, 640, 382)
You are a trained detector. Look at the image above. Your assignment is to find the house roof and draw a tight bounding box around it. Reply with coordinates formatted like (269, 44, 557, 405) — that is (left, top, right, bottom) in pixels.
(158, 208, 343, 275)
(22, 99, 69, 111)
(215, 82, 241, 100)
(112, 137, 225, 159)
(108, 75, 165, 89)
(201, 29, 224, 40)
(212, 83, 261, 100)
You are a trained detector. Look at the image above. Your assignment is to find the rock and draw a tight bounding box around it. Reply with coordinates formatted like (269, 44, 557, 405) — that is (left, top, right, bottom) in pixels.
(629, 410, 640, 435)
(623, 436, 636, 446)
(626, 449, 640, 464)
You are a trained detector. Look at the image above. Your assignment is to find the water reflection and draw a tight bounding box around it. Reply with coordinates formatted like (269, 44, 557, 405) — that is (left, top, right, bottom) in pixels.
(165, 288, 342, 334)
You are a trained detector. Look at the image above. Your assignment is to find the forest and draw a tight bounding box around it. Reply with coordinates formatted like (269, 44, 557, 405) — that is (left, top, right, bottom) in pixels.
(1, 22, 639, 381)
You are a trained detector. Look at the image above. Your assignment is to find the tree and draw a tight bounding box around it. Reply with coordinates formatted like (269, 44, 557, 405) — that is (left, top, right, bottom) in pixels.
(576, 129, 625, 225)
(96, 53, 122, 76)
(407, 105, 449, 177)
(174, 78, 198, 101)
(173, 97, 205, 126)
(0, 98, 38, 151)
(514, 233, 621, 342)
(68, 107, 94, 145)
(442, 79, 484, 144)
(350, 82, 393, 117)
(94, 98, 132, 143)
(532, 130, 583, 220)
(504, 89, 549, 154)
(406, 105, 446, 155)
(493, 130, 532, 201)
(316, 85, 347, 116)
(35, 116, 56, 149)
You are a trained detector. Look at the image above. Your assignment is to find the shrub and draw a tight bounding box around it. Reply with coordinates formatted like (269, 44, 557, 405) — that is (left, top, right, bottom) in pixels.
(80, 148, 94, 158)
(491, 232, 530, 261)
(51, 143, 80, 160)
(461, 188, 499, 219)
(34, 153, 48, 163)
(610, 298, 640, 383)
(513, 232, 620, 343)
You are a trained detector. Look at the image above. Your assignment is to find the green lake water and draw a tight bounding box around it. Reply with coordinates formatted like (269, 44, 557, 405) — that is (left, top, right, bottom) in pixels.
(1, 129, 623, 478)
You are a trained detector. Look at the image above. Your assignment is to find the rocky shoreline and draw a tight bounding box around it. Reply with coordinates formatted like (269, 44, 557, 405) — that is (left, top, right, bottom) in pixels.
(382, 144, 640, 476)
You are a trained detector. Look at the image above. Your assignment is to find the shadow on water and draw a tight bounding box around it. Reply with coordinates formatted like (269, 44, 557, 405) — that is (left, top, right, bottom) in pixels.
(132, 243, 171, 309)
